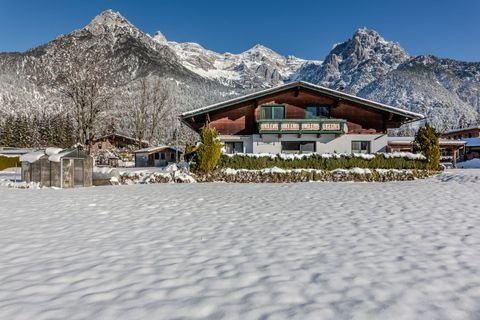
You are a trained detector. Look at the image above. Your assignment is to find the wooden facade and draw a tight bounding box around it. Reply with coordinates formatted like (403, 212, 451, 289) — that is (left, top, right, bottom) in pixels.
(443, 126, 480, 140)
(183, 83, 419, 135)
(91, 133, 149, 152)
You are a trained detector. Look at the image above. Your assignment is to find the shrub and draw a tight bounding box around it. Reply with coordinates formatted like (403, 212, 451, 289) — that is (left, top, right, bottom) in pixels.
(414, 124, 441, 170)
(196, 127, 223, 173)
(218, 153, 429, 170)
(0, 156, 20, 171)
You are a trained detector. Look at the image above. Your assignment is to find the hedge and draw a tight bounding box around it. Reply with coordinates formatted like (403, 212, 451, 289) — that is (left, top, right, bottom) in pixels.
(0, 156, 20, 171)
(218, 153, 429, 170)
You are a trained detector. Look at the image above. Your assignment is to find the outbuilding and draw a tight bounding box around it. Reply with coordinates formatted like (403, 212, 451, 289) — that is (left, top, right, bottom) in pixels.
(134, 146, 183, 167)
(20, 148, 93, 188)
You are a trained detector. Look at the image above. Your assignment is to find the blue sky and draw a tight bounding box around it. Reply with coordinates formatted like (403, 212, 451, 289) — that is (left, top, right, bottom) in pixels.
(1, 0, 479, 61)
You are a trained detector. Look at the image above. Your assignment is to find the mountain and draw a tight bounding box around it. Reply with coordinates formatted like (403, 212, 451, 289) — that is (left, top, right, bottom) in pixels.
(291, 28, 480, 129)
(0, 9, 479, 146)
(154, 32, 320, 89)
(358, 55, 480, 131)
(293, 28, 410, 93)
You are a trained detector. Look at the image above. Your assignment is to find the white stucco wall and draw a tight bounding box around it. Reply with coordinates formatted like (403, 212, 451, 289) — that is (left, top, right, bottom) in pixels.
(220, 134, 389, 154)
(317, 134, 388, 154)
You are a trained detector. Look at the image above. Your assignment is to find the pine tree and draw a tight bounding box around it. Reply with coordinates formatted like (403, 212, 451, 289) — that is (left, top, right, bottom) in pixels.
(414, 123, 441, 170)
(196, 127, 223, 173)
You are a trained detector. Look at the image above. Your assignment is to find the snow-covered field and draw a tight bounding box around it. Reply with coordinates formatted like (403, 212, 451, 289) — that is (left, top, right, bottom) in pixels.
(0, 170, 479, 320)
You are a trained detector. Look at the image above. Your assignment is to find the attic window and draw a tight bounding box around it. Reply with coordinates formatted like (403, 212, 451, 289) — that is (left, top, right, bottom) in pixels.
(261, 104, 284, 120)
(305, 105, 330, 119)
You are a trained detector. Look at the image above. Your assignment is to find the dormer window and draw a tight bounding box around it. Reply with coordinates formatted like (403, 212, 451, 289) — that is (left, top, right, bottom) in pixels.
(261, 104, 285, 120)
(305, 105, 330, 119)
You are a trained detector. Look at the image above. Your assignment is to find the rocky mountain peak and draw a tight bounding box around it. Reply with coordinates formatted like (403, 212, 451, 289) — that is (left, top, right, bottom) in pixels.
(242, 44, 284, 61)
(300, 28, 411, 92)
(85, 9, 139, 37)
(152, 31, 168, 44)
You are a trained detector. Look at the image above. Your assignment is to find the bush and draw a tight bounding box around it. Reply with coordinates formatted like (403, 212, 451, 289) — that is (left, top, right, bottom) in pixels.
(414, 124, 441, 170)
(0, 156, 20, 171)
(218, 153, 428, 170)
(196, 127, 223, 173)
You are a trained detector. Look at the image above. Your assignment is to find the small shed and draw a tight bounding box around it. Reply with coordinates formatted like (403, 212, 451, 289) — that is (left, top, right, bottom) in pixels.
(20, 148, 93, 188)
(134, 146, 183, 167)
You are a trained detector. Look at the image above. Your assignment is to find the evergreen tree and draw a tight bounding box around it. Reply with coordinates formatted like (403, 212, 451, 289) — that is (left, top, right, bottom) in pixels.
(1, 115, 16, 146)
(414, 123, 441, 170)
(196, 127, 222, 173)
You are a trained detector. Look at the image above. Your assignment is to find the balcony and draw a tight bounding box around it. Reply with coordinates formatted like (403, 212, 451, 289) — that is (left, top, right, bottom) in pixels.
(257, 118, 347, 134)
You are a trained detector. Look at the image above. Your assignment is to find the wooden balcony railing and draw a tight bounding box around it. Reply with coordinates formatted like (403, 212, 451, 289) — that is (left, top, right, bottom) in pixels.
(257, 119, 347, 134)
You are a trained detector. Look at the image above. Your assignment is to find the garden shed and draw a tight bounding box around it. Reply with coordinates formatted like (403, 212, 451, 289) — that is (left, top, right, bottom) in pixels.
(134, 146, 183, 167)
(20, 148, 93, 188)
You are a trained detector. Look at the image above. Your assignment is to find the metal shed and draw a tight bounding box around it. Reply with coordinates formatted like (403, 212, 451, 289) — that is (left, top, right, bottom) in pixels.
(20, 148, 93, 188)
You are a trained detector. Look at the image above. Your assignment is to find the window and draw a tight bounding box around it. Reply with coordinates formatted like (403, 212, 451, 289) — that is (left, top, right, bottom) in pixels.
(261, 105, 284, 119)
(281, 141, 316, 154)
(170, 153, 175, 161)
(305, 105, 330, 119)
(224, 142, 244, 154)
(154, 153, 160, 160)
(352, 141, 371, 154)
(97, 144, 102, 149)
(160, 152, 166, 160)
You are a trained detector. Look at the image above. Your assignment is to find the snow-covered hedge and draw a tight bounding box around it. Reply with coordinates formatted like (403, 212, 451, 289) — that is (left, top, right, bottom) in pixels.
(195, 167, 433, 183)
(0, 155, 20, 171)
(219, 152, 428, 171)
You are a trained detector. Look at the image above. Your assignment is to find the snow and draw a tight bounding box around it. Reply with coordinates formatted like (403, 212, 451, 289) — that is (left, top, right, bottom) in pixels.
(48, 150, 71, 163)
(44, 147, 63, 156)
(0, 167, 21, 182)
(0, 170, 479, 319)
(19, 151, 45, 163)
(457, 158, 480, 168)
(222, 167, 414, 177)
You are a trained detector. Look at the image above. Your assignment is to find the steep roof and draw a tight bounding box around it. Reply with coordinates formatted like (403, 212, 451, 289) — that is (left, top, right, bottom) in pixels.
(180, 81, 425, 121)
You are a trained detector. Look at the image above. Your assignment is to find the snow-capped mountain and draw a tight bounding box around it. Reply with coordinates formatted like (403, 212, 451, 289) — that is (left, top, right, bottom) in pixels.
(153, 31, 320, 88)
(293, 28, 410, 93)
(0, 9, 479, 142)
(358, 55, 480, 131)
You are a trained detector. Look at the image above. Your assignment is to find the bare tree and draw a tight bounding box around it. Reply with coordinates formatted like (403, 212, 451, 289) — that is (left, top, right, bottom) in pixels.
(58, 53, 112, 152)
(129, 77, 169, 146)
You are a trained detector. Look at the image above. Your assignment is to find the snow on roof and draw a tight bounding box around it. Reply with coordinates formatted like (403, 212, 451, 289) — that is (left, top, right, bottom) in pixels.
(464, 138, 480, 147)
(388, 137, 415, 144)
(45, 147, 63, 156)
(19, 151, 47, 163)
(0, 148, 36, 156)
(180, 81, 425, 121)
(20, 148, 92, 163)
(48, 150, 74, 163)
(134, 146, 183, 154)
(444, 126, 480, 135)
